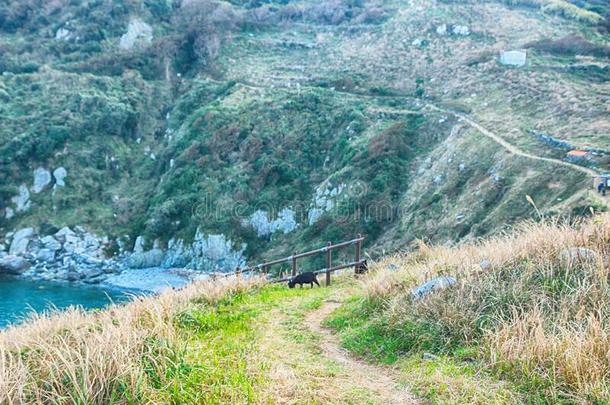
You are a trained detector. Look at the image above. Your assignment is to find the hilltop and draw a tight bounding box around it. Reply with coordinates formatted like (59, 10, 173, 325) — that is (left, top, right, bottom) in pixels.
(1, 213, 610, 403)
(0, 0, 609, 270)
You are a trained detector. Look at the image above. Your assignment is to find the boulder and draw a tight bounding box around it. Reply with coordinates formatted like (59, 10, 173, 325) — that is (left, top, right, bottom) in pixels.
(559, 247, 601, 267)
(411, 276, 457, 300)
(499, 50, 526, 67)
(9, 227, 35, 255)
(133, 235, 146, 254)
(127, 248, 165, 269)
(11, 184, 30, 212)
(55, 226, 76, 241)
(119, 19, 153, 50)
(53, 167, 67, 187)
(41, 235, 62, 252)
(36, 249, 56, 262)
(0, 255, 31, 274)
(32, 167, 52, 193)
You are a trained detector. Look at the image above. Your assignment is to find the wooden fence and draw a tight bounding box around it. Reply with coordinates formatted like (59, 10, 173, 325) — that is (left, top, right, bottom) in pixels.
(222, 234, 366, 286)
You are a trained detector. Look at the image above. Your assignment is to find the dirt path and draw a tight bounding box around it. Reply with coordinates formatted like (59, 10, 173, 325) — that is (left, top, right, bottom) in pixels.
(425, 104, 599, 178)
(304, 300, 420, 405)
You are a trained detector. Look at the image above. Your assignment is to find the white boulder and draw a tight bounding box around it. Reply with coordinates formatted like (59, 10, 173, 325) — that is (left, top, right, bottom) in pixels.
(119, 19, 153, 50)
(53, 167, 67, 187)
(32, 167, 52, 193)
(9, 227, 35, 255)
(0, 255, 31, 274)
(499, 50, 527, 67)
(11, 184, 30, 212)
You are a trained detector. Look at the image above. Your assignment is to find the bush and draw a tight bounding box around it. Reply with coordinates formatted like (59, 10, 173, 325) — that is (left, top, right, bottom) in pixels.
(526, 35, 610, 58)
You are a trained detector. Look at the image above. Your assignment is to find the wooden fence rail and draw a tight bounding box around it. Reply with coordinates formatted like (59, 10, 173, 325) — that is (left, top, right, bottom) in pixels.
(215, 234, 366, 286)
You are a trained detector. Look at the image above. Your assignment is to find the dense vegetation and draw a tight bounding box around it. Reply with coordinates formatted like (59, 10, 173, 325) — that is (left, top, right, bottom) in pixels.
(1, 0, 608, 261)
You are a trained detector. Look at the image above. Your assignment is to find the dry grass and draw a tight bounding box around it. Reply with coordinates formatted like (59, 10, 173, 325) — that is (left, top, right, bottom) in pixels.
(0, 275, 263, 404)
(362, 213, 610, 401)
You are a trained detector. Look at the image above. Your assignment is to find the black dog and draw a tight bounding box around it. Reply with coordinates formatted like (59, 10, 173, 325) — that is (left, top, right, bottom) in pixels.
(288, 272, 320, 288)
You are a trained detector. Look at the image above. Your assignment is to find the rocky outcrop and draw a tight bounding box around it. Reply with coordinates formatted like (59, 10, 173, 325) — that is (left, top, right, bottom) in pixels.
(32, 167, 52, 193)
(244, 208, 298, 237)
(5, 227, 123, 285)
(119, 19, 153, 50)
(11, 185, 30, 213)
(0, 255, 31, 275)
(53, 167, 67, 187)
(9, 227, 35, 255)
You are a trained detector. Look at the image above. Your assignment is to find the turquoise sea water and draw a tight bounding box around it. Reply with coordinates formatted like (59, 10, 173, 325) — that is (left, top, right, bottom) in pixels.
(0, 276, 131, 328)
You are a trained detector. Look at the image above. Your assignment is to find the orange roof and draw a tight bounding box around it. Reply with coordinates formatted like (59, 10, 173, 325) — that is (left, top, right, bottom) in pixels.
(567, 150, 588, 157)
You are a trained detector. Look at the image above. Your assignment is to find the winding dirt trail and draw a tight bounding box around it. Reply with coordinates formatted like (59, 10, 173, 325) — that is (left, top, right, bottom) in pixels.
(425, 104, 599, 177)
(304, 301, 421, 405)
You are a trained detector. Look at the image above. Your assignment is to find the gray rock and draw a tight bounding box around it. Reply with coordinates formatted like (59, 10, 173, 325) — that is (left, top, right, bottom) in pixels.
(32, 167, 52, 193)
(36, 249, 56, 262)
(411, 276, 457, 300)
(119, 19, 153, 50)
(11, 184, 30, 212)
(452, 25, 470, 35)
(9, 227, 35, 255)
(0, 255, 31, 274)
(559, 247, 601, 267)
(54, 226, 76, 241)
(479, 259, 491, 271)
(41, 235, 62, 252)
(133, 236, 146, 254)
(80, 267, 104, 279)
(53, 167, 67, 187)
(386, 263, 400, 271)
(436, 24, 447, 35)
(55, 27, 73, 41)
(127, 248, 165, 269)
(499, 50, 526, 67)
(423, 352, 439, 361)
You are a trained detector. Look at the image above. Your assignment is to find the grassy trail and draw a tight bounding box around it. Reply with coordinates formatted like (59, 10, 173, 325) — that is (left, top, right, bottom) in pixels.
(167, 278, 418, 404)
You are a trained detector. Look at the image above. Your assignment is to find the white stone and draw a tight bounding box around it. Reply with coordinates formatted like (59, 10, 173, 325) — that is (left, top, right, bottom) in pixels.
(53, 167, 67, 187)
(41, 235, 62, 252)
(436, 24, 447, 35)
(452, 25, 470, 35)
(32, 167, 52, 193)
(119, 19, 153, 50)
(134, 236, 146, 253)
(9, 227, 35, 255)
(244, 208, 298, 237)
(11, 184, 30, 212)
(499, 50, 527, 67)
(55, 27, 72, 41)
(5, 207, 14, 219)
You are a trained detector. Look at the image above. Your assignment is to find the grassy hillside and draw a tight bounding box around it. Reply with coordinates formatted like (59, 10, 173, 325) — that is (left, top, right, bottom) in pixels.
(2, 213, 609, 403)
(0, 0, 608, 261)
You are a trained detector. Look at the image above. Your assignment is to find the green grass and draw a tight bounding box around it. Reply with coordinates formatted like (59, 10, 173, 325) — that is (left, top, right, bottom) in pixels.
(325, 296, 524, 403)
(146, 283, 332, 403)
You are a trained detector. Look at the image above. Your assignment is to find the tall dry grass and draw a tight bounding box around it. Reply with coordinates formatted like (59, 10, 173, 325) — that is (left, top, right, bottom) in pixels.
(0, 275, 263, 404)
(364, 213, 610, 401)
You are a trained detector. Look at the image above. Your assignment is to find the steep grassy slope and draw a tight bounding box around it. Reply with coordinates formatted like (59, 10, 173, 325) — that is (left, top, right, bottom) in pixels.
(0, 0, 608, 261)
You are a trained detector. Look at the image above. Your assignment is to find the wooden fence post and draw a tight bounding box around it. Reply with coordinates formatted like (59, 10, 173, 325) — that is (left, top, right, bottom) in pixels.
(355, 234, 362, 274)
(326, 241, 332, 286)
(292, 252, 297, 277)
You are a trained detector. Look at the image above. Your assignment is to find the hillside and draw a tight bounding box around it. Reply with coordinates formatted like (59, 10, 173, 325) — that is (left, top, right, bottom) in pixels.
(1, 0, 609, 270)
(1, 213, 610, 403)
